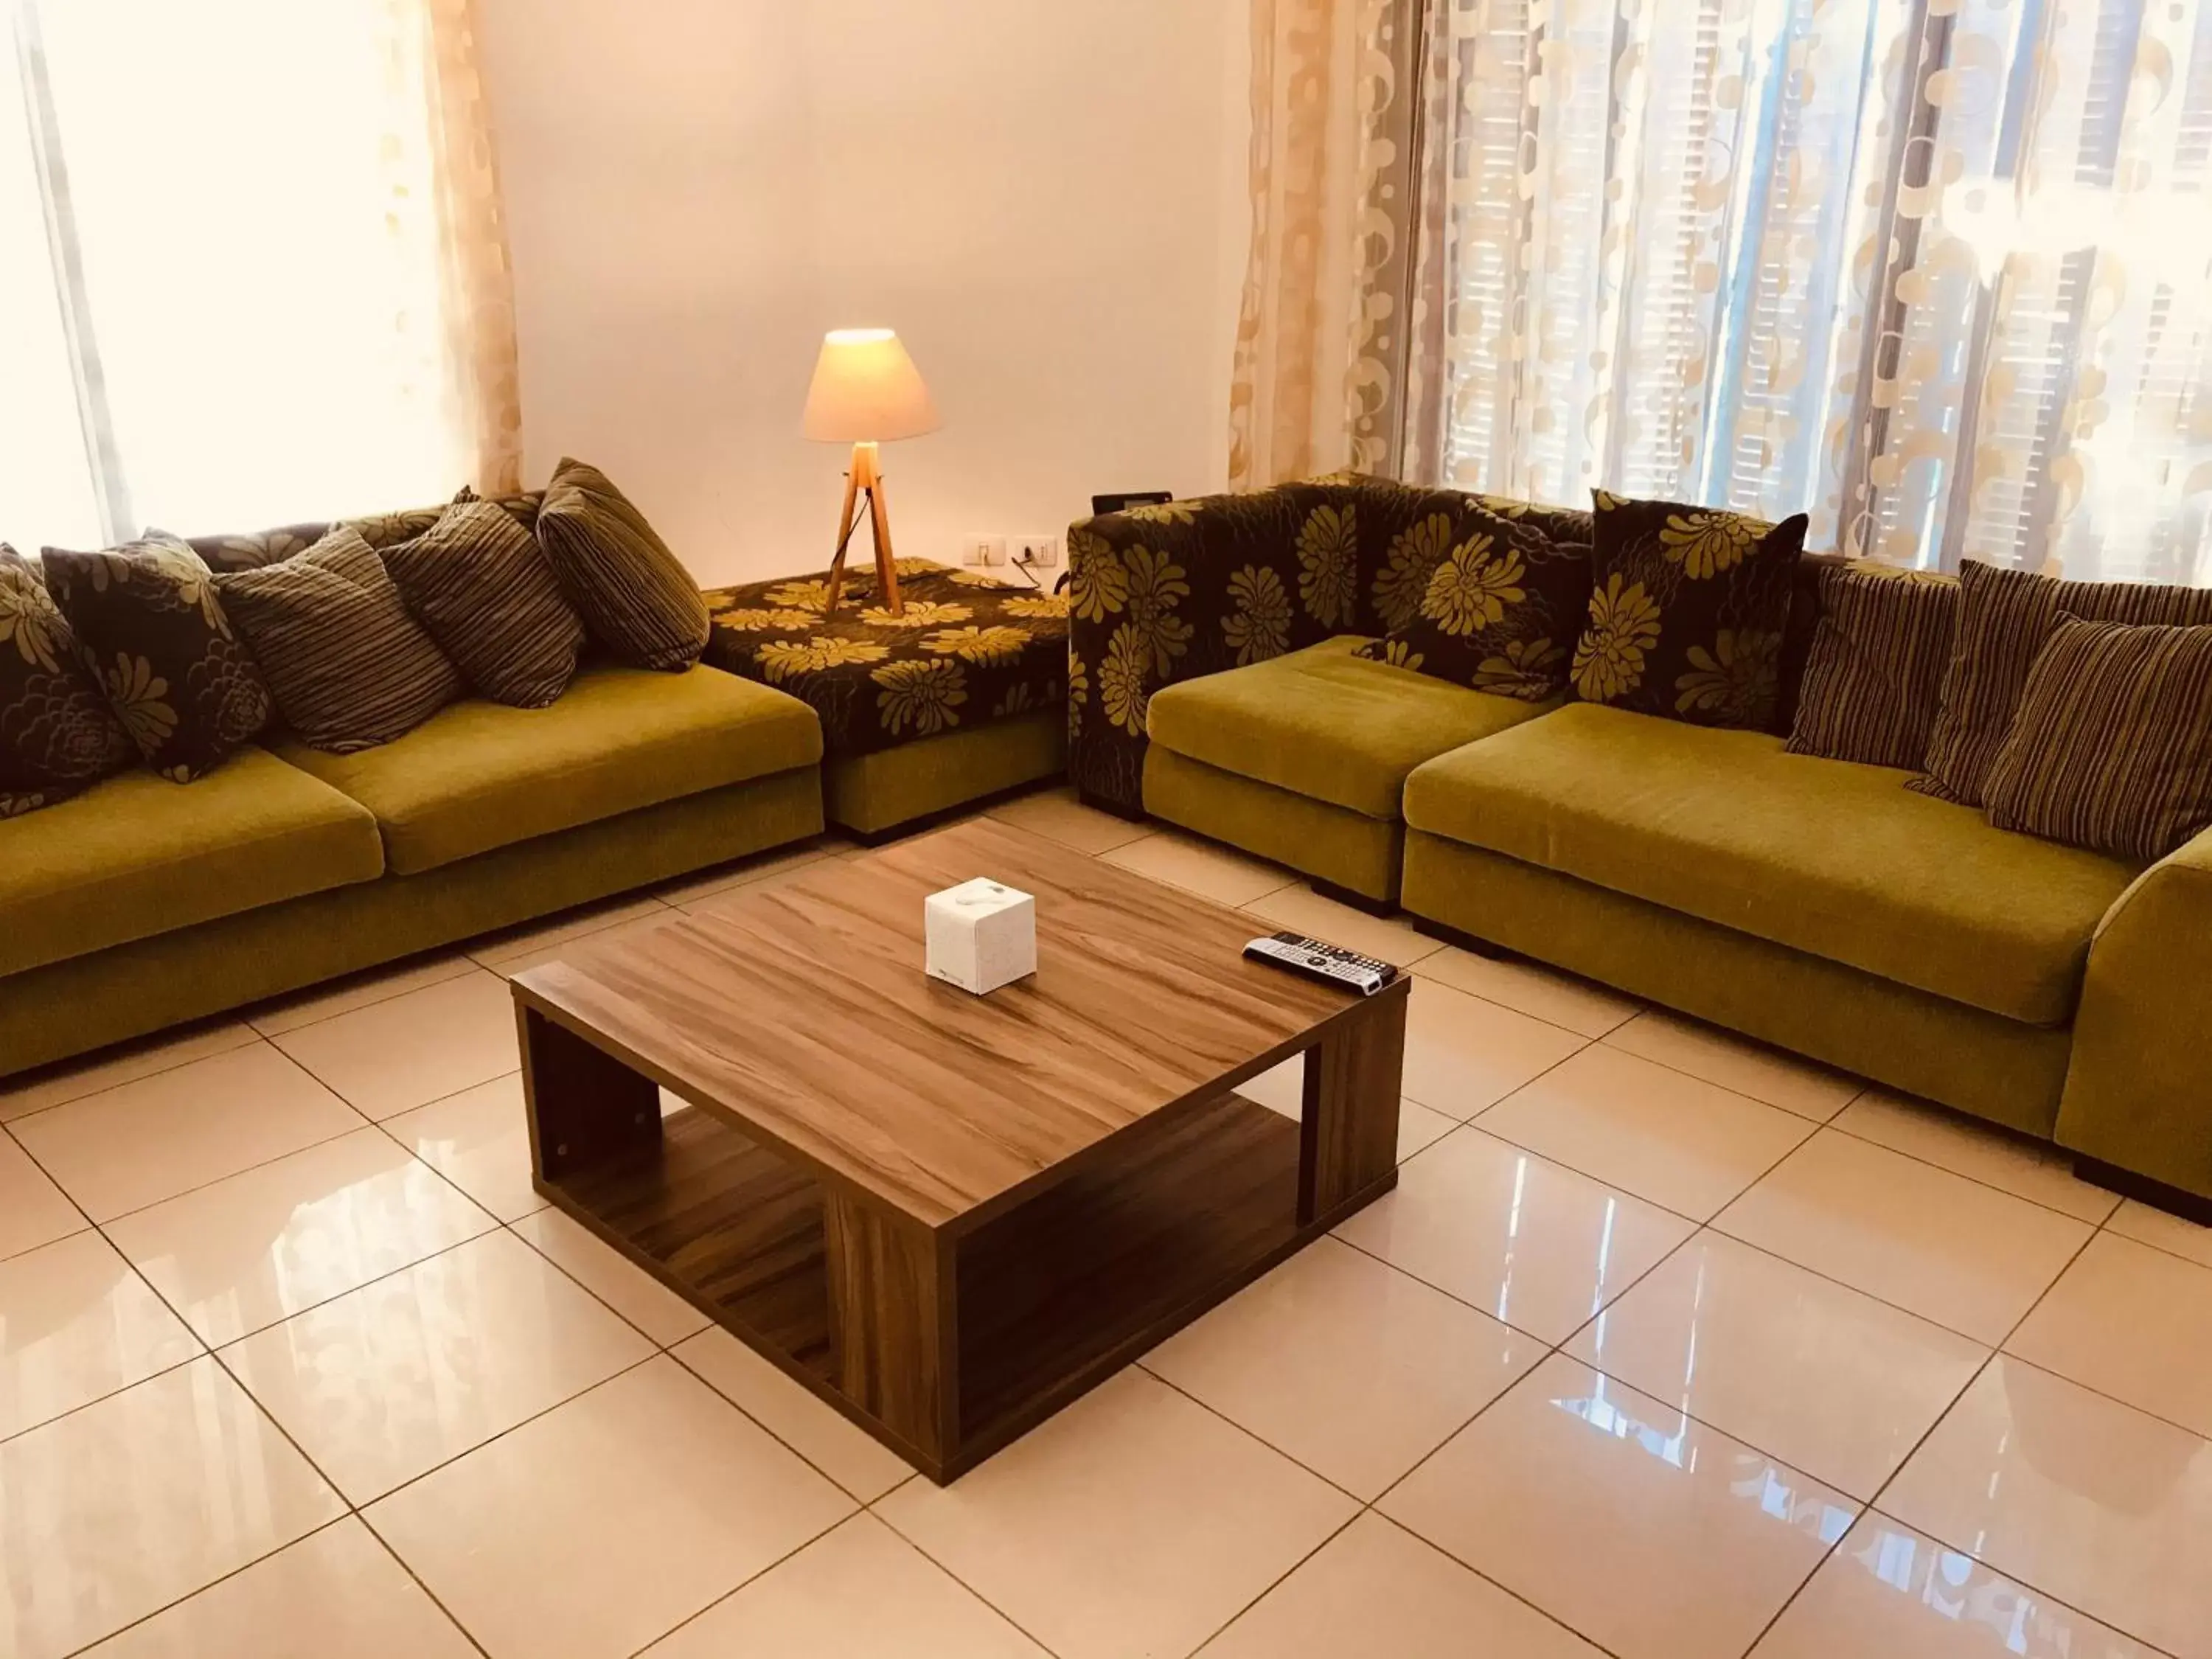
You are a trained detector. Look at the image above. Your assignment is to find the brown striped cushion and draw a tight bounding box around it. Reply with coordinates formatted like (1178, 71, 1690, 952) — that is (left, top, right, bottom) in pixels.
(382, 499, 585, 708)
(1784, 563, 1959, 770)
(215, 530, 463, 753)
(1984, 617, 2212, 862)
(535, 458, 709, 671)
(1913, 560, 2212, 806)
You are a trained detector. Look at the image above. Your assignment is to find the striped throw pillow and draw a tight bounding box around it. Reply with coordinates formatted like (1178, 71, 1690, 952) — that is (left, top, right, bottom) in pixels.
(215, 530, 463, 753)
(1784, 563, 1959, 770)
(535, 459, 709, 671)
(1984, 616, 2212, 863)
(382, 499, 585, 709)
(1913, 560, 2212, 806)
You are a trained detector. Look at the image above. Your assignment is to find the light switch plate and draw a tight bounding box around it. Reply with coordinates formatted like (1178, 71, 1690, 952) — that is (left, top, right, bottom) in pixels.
(1013, 535, 1060, 568)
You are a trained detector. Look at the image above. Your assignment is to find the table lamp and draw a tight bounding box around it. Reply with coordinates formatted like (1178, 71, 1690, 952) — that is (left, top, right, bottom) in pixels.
(802, 327, 941, 616)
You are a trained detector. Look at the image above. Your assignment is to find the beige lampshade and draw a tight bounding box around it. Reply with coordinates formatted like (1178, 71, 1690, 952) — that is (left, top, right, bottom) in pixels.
(801, 328, 941, 443)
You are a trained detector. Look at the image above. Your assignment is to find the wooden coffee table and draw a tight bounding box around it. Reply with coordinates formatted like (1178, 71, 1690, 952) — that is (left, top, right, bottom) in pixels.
(512, 819, 1407, 1483)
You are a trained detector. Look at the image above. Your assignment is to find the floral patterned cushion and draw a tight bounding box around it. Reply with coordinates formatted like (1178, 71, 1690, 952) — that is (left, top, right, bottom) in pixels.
(702, 559, 1068, 759)
(187, 490, 545, 574)
(1352, 503, 1591, 700)
(41, 532, 274, 782)
(0, 546, 136, 817)
(1569, 493, 1808, 731)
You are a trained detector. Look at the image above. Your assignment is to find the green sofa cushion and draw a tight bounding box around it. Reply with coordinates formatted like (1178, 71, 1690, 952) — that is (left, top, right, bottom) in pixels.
(279, 665, 823, 874)
(0, 748, 383, 977)
(1402, 702, 2141, 1025)
(1146, 636, 1551, 821)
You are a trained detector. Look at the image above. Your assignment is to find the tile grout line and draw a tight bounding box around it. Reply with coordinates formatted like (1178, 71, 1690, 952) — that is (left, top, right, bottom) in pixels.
(1731, 1217, 2122, 1659)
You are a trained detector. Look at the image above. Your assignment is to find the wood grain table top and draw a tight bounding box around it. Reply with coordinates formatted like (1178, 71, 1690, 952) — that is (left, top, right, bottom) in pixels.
(513, 820, 1387, 1234)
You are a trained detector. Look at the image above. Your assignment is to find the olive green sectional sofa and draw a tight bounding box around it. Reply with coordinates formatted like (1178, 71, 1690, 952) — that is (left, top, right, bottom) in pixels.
(0, 664, 823, 1079)
(1068, 480, 2212, 1210)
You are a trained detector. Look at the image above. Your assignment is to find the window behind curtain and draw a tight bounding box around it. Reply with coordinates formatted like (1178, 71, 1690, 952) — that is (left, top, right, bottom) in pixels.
(3, 0, 484, 551)
(1422, 0, 2212, 586)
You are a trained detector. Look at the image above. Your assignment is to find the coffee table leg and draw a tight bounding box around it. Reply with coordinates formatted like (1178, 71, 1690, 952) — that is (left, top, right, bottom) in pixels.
(823, 1192, 957, 1469)
(519, 1006, 663, 1182)
(1298, 991, 1407, 1224)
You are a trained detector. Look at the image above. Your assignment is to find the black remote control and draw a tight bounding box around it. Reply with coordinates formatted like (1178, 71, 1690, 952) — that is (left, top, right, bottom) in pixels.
(1242, 931, 1398, 995)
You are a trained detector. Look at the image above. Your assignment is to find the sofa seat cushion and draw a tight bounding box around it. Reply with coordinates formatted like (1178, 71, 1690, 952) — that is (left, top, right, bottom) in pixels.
(1147, 636, 1551, 821)
(1402, 702, 2141, 1024)
(0, 747, 383, 977)
(277, 665, 822, 874)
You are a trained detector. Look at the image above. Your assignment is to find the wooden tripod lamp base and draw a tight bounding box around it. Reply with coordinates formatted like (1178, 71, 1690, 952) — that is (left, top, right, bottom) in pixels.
(825, 441, 900, 616)
(802, 327, 941, 619)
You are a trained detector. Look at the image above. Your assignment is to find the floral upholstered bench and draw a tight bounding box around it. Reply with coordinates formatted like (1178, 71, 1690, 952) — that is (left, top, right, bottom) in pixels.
(702, 558, 1068, 839)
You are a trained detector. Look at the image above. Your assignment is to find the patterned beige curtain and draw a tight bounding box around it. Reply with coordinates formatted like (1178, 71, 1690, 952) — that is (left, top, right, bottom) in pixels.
(1228, 0, 1430, 487)
(386, 0, 524, 496)
(1406, 0, 2212, 586)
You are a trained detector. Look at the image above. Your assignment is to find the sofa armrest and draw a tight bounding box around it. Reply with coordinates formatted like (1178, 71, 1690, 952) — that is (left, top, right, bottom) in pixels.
(1066, 488, 1335, 815)
(2056, 825, 2212, 1203)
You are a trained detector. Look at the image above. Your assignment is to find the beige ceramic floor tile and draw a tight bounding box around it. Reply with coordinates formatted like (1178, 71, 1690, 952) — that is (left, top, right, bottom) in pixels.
(0, 1231, 203, 1441)
(876, 1368, 1357, 1659)
(0, 1020, 260, 1123)
(1232, 1060, 1446, 1162)
(1750, 1510, 2166, 1659)
(0, 1357, 344, 1659)
(1714, 1130, 2094, 1344)
(655, 843, 841, 908)
(672, 1327, 912, 1503)
(1478, 1044, 1815, 1221)
(105, 1128, 496, 1346)
(641, 1513, 1046, 1658)
(0, 1131, 84, 1262)
(469, 895, 675, 978)
(986, 785, 1151, 855)
(273, 967, 519, 1121)
(512, 1207, 709, 1347)
(1147, 1236, 1543, 1498)
(2006, 1231, 2212, 1439)
(80, 1517, 477, 1659)
(1234, 1056, 1302, 1119)
(368, 1357, 852, 1659)
(220, 1228, 652, 1502)
(10, 1043, 363, 1223)
(1415, 946, 1641, 1039)
(1402, 977, 1588, 1121)
(2107, 1197, 2212, 1270)
(1242, 886, 1444, 968)
(1396, 1099, 1457, 1163)
(1335, 1127, 1695, 1343)
(247, 954, 479, 1039)
(1380, 1354, 1860, 1659)
(1199, 1511, 1604, 1659)
(1833, 1088, 2121, 1223)
(381, 1071, 545, 1222)
(1883, 1357, 2212, 1658)
(1604, 1011, 1862, 1121)
(1567, 1233, 1989, 1500)
(1100, 827, 1299, 907)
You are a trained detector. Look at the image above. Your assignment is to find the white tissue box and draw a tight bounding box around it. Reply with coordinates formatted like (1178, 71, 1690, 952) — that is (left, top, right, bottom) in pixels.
(925, 878, 1037, 995)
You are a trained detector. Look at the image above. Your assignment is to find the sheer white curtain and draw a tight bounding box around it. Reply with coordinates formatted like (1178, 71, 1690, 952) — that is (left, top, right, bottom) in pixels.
(1408, 0, 2212, 585)
(0, 0, 519, 553)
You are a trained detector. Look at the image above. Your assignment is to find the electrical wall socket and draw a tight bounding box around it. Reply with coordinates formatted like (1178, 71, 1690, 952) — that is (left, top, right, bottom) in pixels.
(961, 535, 1007, 567)
(1012, 535, 1061, 568)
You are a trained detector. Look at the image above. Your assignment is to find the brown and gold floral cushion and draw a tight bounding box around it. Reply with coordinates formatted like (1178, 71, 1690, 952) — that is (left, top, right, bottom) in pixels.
(703, 560, 1068, 759)
(0, 546, 137, 817)
(1354, 503, 1590, 700)
(41, 532, 273, 782)
(186, 490, 545, 574)
(1569, 493, 1808, 731)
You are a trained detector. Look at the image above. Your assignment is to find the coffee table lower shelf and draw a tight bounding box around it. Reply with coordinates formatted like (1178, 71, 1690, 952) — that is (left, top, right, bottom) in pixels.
(535, 1089, 1394, 1483)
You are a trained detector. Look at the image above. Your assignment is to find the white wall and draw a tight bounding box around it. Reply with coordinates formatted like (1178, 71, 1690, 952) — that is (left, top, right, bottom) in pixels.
(475, 0, 1251, 589)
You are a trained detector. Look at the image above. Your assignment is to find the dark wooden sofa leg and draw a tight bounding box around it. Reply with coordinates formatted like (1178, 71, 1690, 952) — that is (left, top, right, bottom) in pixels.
(2073, 1155, 2212, 1228)
(1411, 916, 1512, 960)
(1309, 878, 1397, 919)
